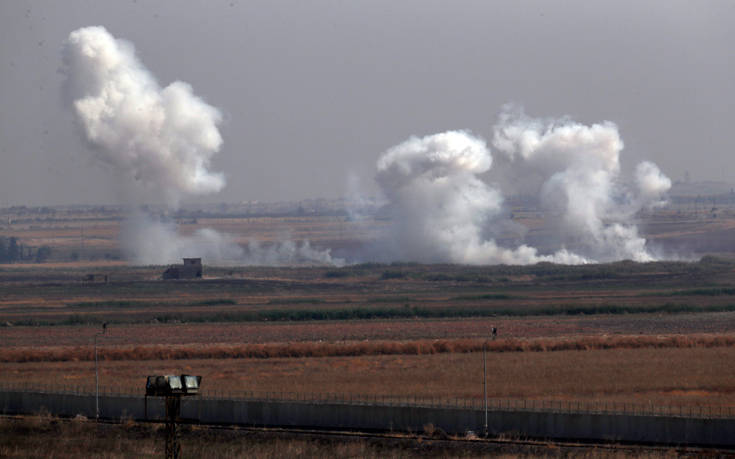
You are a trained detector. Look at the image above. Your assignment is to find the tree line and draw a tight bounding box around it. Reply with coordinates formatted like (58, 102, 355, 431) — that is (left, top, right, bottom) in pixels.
(0, 236, 51, 263)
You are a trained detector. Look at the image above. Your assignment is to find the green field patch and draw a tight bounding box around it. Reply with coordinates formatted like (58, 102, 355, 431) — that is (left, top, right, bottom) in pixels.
(452, 293, 518, 301)
(380, 271, 407, 280)
(660, 288, 735, 297)
(148, 303, 735, 323)
(266, 298, 326, 305)
(12, 301, 735, 327)
(366, 296, 414, 303)
(188, 299, 238, 306)
(67, 298, 237, 308)
(66, 300, 151, 308)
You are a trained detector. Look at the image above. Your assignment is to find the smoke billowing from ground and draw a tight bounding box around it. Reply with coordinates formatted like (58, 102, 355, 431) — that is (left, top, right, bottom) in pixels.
(122, 212, 344, 266)
(62, 26, 224, 208)
(120, 212, 243, 265)
(63, 27, 672, 267)
(63, 26, 338, 266)
(374, 106, 671, 265)
(242, 238, 344, 267)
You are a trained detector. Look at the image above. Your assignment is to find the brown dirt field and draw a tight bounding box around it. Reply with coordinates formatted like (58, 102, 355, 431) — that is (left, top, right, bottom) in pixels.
(3, 347, 735, 408)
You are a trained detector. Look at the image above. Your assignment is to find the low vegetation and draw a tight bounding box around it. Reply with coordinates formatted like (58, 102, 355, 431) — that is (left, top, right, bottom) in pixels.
(66, 298, 237, 309)
(658, 287, 735, 297)
(3, 255, 735, 418)
(3, 334, 734, 363)
(7, 301, 735, 327)
(0, 414, 680, 458)
(5, 346, 735, 408)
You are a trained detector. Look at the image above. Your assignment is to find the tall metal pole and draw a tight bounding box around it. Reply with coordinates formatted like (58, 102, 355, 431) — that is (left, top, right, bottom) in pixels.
(483, 340, 488, 437)
(94, 324, 107, 422)
(95, 333, 99, 421)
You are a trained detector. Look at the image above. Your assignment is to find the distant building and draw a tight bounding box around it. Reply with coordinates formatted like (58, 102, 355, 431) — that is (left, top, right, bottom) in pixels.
(162, 258, 202, 280)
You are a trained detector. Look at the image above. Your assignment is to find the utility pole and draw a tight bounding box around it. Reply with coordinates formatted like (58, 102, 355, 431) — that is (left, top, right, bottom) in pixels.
(483, 339, 488, 437)
(94, 323, 107, 421)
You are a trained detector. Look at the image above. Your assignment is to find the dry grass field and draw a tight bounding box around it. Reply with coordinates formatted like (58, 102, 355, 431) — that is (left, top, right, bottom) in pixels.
(0, 415, 690, 458)
(3, 346, 735, 408)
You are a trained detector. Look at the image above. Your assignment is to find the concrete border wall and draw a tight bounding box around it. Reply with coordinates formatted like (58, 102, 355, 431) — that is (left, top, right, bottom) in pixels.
(2, 390, 734, 447)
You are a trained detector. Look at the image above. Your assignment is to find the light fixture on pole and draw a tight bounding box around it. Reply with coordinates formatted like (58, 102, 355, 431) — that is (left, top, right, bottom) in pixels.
(146, 374, 202, 459)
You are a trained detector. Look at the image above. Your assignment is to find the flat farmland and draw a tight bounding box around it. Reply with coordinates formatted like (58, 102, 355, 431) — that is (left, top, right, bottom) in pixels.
(4, 313, 735, 348)
(2, 259, 735, 327)
(3, 207, 735, 416)
(3, 347, 735, 408)
(2, 258, 735, 412)
(4, 201, 735, 263)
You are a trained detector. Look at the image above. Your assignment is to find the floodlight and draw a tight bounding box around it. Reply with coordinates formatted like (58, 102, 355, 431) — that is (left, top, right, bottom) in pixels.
(167, 375, 183, 392)
(182, 375, 201, 394)
(146, 374, 202, 397)
(144, 373, 203, 459)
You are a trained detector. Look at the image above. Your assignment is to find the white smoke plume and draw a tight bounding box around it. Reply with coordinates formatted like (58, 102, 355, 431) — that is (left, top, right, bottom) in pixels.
(635, 161, 672, 209)
(63, 26, 338, 266)
(121, 212, 244, 265)
(375, 131, 586, 264)
(492, 106, 671, 262)
(121, 212, 344, 266)
(374, 107, 671, 265)
(62, 26, 225, 208)
(243, 239, 345, 267)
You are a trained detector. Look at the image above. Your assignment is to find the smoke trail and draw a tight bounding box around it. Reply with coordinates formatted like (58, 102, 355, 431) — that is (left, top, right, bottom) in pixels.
(63, 26, 338, 266)
(373, 108, 671, 265)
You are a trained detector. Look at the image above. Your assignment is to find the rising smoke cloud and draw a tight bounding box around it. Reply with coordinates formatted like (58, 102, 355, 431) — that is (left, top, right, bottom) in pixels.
(374, 106, 671, 265)
(121, 212, 343, 266)
(62, 26, 224, 208)
(63, 26, 339, 266)
(121, 212, 243, 265)
(62, 27, 671, 267)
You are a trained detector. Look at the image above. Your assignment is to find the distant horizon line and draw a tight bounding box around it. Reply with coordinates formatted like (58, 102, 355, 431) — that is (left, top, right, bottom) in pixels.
(2, 178, 735, 212)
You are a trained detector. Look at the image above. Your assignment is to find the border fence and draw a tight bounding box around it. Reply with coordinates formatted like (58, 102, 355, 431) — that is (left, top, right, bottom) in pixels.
(2, 383, 735, 447)
(1, 382, 733, 420)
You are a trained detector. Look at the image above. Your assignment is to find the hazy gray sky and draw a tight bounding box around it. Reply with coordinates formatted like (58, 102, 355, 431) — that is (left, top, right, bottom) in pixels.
(1, 0, 733, 206)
